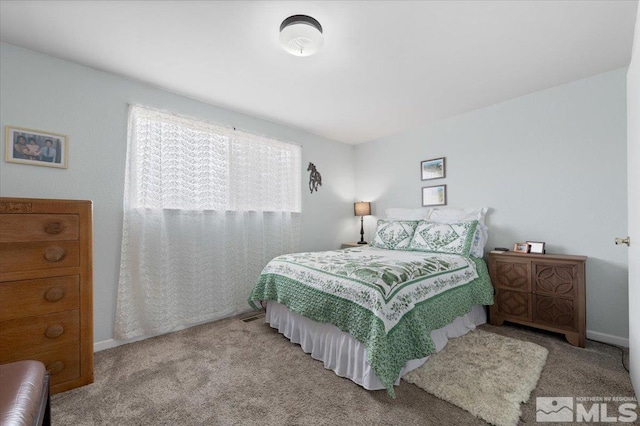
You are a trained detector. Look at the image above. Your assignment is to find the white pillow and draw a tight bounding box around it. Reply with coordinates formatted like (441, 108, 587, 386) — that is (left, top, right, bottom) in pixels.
(468, 223, 488, 257)
(428, 207, 489, 257)
(385, 207, 432, 221)
(428, 207, 487, 225)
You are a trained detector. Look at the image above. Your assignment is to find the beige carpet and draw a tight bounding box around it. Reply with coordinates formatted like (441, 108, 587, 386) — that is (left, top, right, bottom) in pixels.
(403, 329, 548, 426)
(51, 316, 635, 425)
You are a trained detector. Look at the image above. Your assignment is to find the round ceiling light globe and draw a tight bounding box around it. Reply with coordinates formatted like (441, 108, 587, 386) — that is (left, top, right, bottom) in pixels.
(279, 15, 324, 57)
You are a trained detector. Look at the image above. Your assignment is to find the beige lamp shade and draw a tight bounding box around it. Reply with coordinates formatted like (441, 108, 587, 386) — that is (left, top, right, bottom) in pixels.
(354, 202, 371, 217)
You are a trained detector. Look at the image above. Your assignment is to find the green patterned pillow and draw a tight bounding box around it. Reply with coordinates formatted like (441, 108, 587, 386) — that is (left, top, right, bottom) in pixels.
(370, 220, 419, 250)
(409, 220, 479, 256)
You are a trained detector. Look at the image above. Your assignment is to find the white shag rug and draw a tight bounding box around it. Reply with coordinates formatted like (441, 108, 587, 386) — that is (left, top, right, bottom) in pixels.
(403, 329, 548, 426)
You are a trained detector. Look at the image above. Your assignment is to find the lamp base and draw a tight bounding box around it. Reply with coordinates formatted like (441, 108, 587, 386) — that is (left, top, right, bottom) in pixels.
(358, 216, 367, 245)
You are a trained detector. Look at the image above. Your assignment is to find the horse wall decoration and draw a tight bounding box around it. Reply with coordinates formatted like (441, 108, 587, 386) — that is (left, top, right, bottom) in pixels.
(307, 162, 322, 194)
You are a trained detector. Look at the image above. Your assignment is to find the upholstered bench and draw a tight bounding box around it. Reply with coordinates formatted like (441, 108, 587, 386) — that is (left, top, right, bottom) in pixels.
(0, 361, 51, 426)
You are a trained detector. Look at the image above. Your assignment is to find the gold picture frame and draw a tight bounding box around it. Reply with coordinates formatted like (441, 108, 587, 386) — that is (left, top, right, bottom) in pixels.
(513, 242, 531, 254)
(5, 125, 68, 169)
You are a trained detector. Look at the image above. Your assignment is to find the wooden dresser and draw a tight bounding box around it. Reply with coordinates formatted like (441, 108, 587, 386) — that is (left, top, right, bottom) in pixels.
(0, 197, 93, 393)
(488, 251, 587, 347)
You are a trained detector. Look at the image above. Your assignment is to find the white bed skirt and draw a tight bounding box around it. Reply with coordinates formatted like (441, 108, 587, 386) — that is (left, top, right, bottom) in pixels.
(265, 302, 486, 390)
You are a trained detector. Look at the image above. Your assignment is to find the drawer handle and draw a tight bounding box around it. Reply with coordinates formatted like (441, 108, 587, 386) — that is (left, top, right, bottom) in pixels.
(44, 287, 64, 302)
(46, 361, 65, 375)
(44, 221, 64, 234)
(44, 246, 66, 262)
(45, 324, 64, 338)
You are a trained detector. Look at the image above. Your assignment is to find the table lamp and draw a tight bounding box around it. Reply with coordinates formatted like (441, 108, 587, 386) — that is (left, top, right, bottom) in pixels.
(353, 201, 371, 244)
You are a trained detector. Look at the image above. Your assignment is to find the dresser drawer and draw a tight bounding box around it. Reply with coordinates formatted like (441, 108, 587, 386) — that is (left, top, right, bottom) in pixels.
(0, 276, 80, 321)
(0, 310, 80, 360)
(6, 345, 81, 388)
(0, 241, 80, 273)
(0, 214, 79, 242)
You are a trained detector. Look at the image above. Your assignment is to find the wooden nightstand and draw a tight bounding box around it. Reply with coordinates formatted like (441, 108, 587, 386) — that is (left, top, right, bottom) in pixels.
(342, 242, 366, 249)
(488, 251, 587, 347)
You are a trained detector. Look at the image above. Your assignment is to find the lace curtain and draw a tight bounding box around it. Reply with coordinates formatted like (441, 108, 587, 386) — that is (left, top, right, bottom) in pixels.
(114, 105, 301, 340)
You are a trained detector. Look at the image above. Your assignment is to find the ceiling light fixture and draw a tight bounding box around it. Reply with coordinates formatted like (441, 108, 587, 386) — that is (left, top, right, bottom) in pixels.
(279, 15, 323, 57)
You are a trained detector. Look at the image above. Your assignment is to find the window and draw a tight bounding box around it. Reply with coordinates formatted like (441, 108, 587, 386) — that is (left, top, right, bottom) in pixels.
(126, 105, 301, 212)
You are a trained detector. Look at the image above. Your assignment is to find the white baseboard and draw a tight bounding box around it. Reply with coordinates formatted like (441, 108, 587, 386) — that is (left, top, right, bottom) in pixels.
(93, 310, 257, 352)
(587, 330, 629, 348)
(94, 335, 147, 352)
(94, 323, 206, 352)
(94, 339, 116, 352)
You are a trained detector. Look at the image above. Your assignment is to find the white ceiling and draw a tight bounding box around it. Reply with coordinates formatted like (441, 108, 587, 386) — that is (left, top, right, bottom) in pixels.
(0, 1, 637, 144)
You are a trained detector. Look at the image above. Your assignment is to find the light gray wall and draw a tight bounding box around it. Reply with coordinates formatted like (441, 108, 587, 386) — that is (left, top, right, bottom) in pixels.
(0, 43, 355, 344)
(355, 69, 629, 341)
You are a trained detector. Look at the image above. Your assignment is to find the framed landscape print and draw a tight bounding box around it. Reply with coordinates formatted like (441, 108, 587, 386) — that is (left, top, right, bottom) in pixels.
(422, 184, 447, 206)
(420, 157, 445, 180)
(5, 125, 68, 169)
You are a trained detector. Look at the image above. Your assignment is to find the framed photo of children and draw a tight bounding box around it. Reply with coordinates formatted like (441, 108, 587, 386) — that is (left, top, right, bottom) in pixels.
(5, 126, 68, 169)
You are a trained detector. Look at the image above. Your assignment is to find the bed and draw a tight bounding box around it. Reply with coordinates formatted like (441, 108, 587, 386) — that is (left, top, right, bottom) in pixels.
(248, 207, 494, 397)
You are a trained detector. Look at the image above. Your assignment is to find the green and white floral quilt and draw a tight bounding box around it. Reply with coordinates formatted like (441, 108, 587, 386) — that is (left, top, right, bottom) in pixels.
(248, 246, 493, 397)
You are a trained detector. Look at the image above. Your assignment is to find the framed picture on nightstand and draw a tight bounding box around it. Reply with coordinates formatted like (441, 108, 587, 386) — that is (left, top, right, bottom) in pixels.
(513, 242, 530, 253)
(527, 241, 546, 254)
